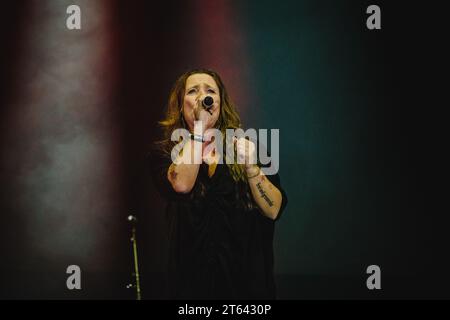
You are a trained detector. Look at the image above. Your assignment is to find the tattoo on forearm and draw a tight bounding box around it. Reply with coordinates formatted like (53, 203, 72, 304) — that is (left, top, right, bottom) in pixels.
(260, 175, 273, 189)
(169, 167, 178, 181)
(256, 182, 274, 207)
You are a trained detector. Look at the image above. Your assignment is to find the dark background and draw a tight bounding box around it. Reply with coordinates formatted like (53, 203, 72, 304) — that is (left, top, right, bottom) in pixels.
(1, 0, 448, 299)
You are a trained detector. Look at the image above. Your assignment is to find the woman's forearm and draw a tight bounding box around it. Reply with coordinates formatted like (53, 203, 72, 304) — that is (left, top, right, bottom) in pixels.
(246, 165, 282, 220)
(167, 140, 202, 193)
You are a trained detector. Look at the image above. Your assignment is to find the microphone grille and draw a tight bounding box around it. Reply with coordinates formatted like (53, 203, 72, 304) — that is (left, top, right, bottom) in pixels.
(203, 96, 214, 107)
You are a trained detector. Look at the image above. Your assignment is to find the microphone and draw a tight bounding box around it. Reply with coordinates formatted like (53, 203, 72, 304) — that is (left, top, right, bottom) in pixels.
(202, 96, 214, 111)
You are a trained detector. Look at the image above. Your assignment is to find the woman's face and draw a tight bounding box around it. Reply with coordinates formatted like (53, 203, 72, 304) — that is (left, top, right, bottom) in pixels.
(182, 73, 221, 133)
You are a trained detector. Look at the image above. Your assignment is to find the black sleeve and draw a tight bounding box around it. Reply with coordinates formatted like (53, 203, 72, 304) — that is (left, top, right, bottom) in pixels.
(146, 148, 192, 201)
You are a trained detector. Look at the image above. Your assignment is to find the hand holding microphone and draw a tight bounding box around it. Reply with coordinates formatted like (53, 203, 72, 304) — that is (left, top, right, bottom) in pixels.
(202, 96, 214, 114)
(194, 95, 215, 121)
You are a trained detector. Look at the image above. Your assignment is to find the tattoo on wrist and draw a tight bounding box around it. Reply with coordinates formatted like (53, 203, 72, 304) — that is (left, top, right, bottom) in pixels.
(256, 182, 274, 207)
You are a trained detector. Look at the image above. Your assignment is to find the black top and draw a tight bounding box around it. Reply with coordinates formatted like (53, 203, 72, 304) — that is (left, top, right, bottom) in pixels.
(148, 149, 288, 299)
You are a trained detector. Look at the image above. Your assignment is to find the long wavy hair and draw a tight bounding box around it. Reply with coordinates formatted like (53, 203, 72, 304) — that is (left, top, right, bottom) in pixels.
(155, 68, 248, 183)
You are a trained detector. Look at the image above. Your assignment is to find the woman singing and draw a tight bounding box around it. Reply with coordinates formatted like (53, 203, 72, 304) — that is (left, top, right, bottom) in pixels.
(149, 69, 288, 299)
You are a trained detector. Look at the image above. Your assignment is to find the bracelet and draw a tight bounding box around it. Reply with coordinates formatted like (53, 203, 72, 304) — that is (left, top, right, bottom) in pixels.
(190, 133, 204, 143)
(246, 166, 261, 179)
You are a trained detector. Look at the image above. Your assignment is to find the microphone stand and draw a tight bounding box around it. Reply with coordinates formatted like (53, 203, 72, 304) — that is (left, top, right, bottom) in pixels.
(127, 215, 141, 300)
